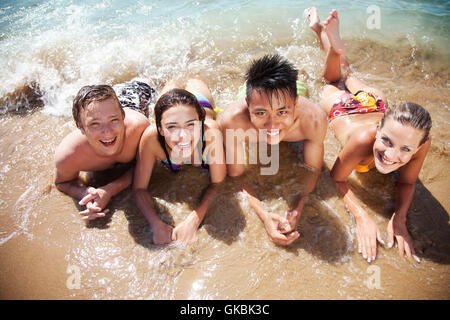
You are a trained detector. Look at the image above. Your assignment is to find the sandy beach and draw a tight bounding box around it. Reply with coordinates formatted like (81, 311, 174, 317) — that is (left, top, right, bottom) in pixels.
(0, 0, 449, 299)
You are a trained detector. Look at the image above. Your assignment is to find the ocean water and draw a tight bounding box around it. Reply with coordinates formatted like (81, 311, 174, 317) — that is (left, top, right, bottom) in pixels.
(0, 0, 448, 115)
(0, 0, 449, 300)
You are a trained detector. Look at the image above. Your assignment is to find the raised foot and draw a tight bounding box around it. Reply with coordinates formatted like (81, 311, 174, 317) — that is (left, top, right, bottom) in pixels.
(323, 9, 346, 55)
(304, 7, 321, 35)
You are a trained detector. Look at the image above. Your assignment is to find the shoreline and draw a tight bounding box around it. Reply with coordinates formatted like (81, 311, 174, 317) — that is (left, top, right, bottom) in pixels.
(0, 0, 449, 300)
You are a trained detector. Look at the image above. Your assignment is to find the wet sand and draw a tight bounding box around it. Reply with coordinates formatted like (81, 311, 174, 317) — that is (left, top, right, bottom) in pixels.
(0, 36, 449, 299)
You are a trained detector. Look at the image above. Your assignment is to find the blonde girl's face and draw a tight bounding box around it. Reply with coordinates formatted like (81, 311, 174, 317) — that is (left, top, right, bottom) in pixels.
(373, 118, 424, 174)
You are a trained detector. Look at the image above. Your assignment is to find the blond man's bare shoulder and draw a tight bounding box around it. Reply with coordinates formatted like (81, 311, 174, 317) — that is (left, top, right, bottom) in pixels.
(54, 129, 92, 171)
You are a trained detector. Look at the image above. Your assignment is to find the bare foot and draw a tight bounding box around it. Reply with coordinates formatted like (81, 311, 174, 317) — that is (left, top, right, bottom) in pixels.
(323, 10, 345, 55)
(304, 7, 321, 35)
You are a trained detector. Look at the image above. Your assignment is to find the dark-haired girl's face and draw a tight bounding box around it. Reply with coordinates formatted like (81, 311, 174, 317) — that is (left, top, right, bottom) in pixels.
(373, 118, 424, 174)
(247, 89, 297, 145)
(158, 105, 201, 160)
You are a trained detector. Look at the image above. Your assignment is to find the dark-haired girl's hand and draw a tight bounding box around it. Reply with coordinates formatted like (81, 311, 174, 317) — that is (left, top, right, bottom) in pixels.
(172, 211, 200, 244)
(387, 213, 420, 263)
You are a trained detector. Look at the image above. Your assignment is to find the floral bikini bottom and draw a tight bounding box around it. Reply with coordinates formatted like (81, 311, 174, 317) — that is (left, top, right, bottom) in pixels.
(328, 90, 387, 122)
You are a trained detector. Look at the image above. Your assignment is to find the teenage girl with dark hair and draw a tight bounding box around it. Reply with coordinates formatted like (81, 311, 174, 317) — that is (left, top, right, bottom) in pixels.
(133, 78, 226, 245)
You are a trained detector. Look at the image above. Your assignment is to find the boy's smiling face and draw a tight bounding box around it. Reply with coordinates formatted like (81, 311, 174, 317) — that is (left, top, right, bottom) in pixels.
(247, 89, 297, 145)
(79, 97, 126, 157)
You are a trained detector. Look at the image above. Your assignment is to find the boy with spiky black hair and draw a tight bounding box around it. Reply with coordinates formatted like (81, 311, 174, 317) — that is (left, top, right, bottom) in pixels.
(220, 54, 327, 246)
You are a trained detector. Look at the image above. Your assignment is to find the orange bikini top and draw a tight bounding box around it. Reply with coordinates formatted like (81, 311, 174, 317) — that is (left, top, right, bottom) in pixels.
(355, 157, 374, 173)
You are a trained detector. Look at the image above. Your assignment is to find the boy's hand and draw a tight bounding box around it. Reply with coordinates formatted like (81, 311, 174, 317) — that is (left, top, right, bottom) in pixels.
(78, 187, 112, 220)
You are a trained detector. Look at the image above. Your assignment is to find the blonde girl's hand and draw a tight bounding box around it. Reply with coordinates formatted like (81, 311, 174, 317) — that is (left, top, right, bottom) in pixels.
(355, 213, 385, 263)
(387, 213, 421, 263)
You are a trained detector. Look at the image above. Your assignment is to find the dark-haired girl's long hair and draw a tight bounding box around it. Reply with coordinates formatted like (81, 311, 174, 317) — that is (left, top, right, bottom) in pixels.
(154, 88, 206, 171)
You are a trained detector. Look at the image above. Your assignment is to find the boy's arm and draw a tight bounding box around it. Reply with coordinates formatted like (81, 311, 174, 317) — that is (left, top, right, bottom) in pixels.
(221, 104, 246, 178)
(221, 105, 298, 245)
(54, 133, 92, 200)
(55, 148, 133, 204)
(54, 145, 131, 220)
(78, 168, 133, 211)
(235, 175, 299, 246)
(54, 155, 89, 200)
(285, 100, 327, 230)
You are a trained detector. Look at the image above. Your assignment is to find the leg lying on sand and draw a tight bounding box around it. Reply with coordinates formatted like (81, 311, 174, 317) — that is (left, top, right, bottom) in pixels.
(185, 77, 217, 120)
(159, 77, 216, 120)
(304, 7, 328, 50)
(307, 8, 387, 119)
(323, 10, 345, 55)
